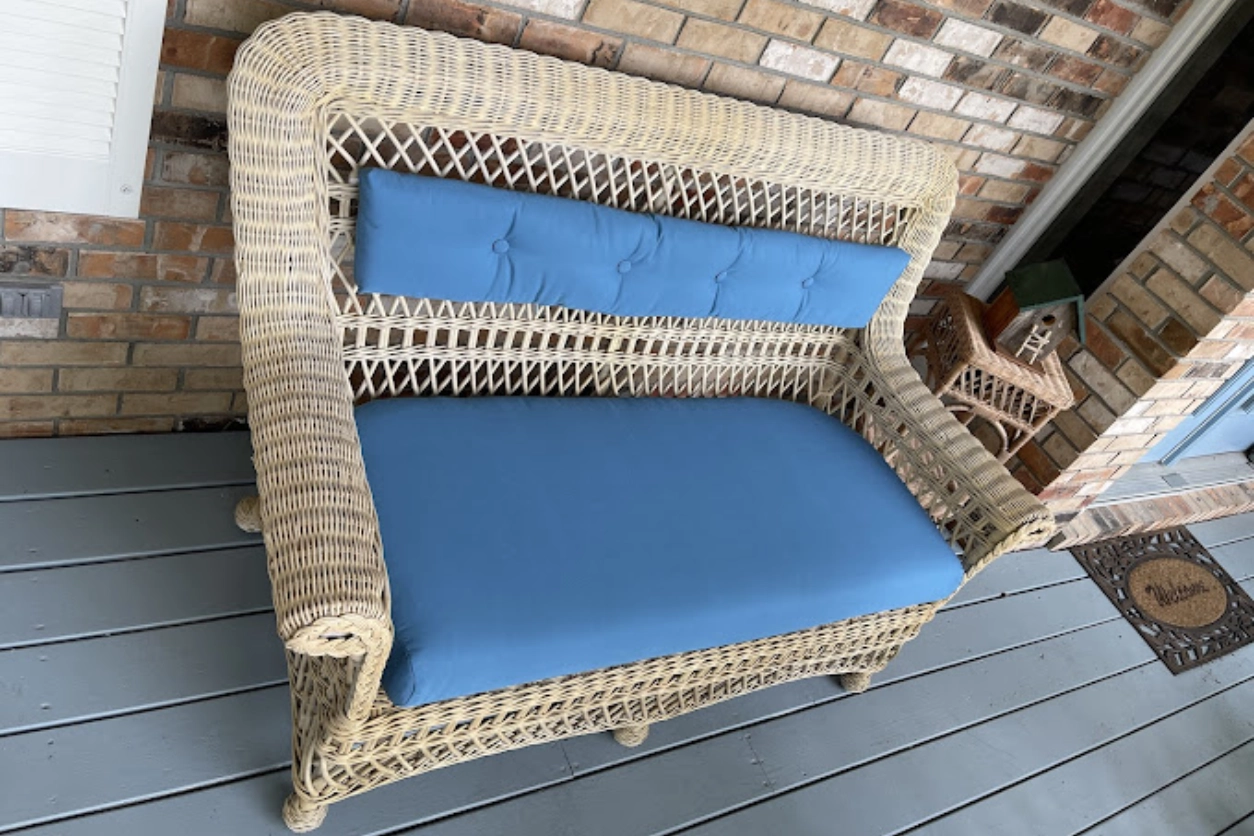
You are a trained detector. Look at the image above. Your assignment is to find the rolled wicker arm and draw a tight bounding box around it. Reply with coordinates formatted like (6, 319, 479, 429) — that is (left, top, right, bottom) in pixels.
(229, 22, 393, 701)
(855, 339, 1054, 577)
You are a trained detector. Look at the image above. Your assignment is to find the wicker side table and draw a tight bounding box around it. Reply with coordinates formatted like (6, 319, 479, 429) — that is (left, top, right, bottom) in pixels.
(911, 288, 1075, 462)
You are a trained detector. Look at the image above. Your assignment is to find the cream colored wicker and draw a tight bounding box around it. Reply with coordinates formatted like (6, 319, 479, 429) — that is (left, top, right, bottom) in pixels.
(227, 13, 1054, 831)
(913, 288, 1076, 461)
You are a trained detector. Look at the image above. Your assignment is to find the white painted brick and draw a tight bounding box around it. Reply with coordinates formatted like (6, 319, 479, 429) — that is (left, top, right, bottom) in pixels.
(933, 18, 1002, 58)
(1007, 105, 1066, 135)
(924, 260, 964, 280)
(964, 124, 1018, 152)
(805, 0, 875, 19)
(954, 92, 1016, 123)
(897, 77, 963, 110)
(973, 153, 1023, 179)
(759, 40, 839, 82)
(0, 318, 58, 339)
(497, 0, 582, 18)
(882, 40, 952, 78)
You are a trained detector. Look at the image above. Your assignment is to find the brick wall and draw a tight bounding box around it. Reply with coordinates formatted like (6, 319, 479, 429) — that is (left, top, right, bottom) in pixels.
(0, 0, 1189, 436)
(1005, 120, 1254, 540)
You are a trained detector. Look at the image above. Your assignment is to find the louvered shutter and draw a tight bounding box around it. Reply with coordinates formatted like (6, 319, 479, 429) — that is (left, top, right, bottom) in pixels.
(0, 0, 164, 217)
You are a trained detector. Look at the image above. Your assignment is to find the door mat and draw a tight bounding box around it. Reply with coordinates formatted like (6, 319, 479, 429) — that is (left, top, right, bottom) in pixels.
(1070, 526, 1254, 674)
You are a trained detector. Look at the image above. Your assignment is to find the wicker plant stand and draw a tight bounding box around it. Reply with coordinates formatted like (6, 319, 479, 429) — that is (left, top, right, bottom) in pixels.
(912, 288, 1075, 462)
(227, 13, 1053, 831)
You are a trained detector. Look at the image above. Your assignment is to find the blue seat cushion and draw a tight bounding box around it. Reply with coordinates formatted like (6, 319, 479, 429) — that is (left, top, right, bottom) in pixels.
(354, 168, 910, 329)
(356, 396, 963, 707)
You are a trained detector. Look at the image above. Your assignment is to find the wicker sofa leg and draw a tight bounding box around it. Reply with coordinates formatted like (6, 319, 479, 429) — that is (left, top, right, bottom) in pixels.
(838, 671, 874, 693)
(234, 495, 262, 533)
(283, 793, 328, 832)
(612, 723, 650, 747)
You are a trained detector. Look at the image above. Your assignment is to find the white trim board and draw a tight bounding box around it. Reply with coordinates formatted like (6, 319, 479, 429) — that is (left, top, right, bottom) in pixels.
(0, 0, 166, 218)
(965, 0, 1247, 300)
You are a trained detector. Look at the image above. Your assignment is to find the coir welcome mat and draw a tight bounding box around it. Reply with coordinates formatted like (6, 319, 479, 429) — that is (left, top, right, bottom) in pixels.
(1071, 526, 1254, 674)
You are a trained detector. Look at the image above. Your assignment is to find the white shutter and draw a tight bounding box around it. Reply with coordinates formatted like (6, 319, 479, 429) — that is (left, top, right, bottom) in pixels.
(0, 0, 165, 218)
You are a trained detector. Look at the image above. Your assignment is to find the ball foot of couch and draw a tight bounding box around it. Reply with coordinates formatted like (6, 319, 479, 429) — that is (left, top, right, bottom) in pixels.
(838, 671, 873, 693)
(283, 794, 328, 833)
(235, 495, 262, 533)
(613, 723, 650, 747)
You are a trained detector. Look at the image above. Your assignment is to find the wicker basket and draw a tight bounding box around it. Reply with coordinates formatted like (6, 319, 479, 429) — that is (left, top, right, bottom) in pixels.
(227, 13, 1053, 831)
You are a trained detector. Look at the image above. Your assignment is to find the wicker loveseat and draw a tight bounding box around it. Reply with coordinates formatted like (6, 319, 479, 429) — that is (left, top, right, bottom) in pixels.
(227, 13, 1053, 831)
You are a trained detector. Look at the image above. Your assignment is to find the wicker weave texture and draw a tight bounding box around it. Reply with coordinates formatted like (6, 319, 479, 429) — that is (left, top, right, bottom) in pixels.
(227, 13, 1053, 829)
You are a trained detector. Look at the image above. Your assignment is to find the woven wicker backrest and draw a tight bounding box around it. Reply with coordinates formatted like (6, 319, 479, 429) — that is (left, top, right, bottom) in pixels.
(302, 30, 955, 405)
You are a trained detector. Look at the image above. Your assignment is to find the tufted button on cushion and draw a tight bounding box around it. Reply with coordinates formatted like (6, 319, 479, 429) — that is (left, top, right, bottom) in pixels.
(802, 277, 815, 289)
(355, 168, 913, 329)
(714, 271, 727, 283)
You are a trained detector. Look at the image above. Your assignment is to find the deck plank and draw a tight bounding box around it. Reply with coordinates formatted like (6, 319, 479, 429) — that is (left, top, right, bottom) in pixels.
(948, 546, 1085, 608)
(0, 613, 285, 735)
(0, 432, 254, 501)
(1189, 514, 1254, 549)
(0, 486, 259, 572)
(0, 686, 291, 833)
(679, 639, 1254, 836)
(916, 678, 1254, 835)
(0, 546, 270, 649)
(1075, 741, 1254, 836)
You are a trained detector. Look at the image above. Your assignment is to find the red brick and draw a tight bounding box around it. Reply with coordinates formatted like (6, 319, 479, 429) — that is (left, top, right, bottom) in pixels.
(153, 222, 235, 254)
(1238, 134, 1254, 167)
(0, 421, 54, 439)
(303, 0, 401, 18)
(1086, 0, 1138, 34)
(59, 417, 176, 435)
(1018, 440, 1061, 486)
(0, 369, 54, 394)
(140, 186, 221, 220)
(1, 245, 70, 277)
(1, 395, 117, 421)
(78, 252, 208, 283)
(160, 28, 241, 74)
(831, 62, 902, 97)
(616, 43, 710, 88)
(1214, 159, 1242, 188)
(121, 391, 233, 416)
(871, 0, 943, 38)
(58, 368, 180, 393)
(66, 313, 191, 340)
(1158, 317, 1199, 356)
(1019, 163, 1055, 183)
(5, 212, 145, 247)
(1049, 55, 1102, 86)
(210, 259, 237, 285)
(195, 316, 241, 341)
(520, 20, 621, 67)
(0, 341, 129, 367)
(161, 151, 229, 187)
(1083, 317, 1125, 369)
(61, 282, 133, 311)
(184, 368, 244, 391)
(1093, 69, 1129, 96)
(1106, 310, 1175, 376)
(131, 343, 241, 366)
(1231, 172, 1254, 211)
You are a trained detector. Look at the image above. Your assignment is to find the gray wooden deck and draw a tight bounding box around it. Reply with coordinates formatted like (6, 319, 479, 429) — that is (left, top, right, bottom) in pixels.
(3, 431, 1254, 836)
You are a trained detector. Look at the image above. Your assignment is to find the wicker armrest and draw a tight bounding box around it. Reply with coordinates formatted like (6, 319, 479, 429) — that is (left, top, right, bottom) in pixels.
(240, 300, 393, 660)
(851, 340, 1054, 577)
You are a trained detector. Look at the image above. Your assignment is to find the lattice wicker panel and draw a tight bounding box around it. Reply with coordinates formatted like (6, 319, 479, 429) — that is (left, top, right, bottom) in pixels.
(324, 113, 913, 402)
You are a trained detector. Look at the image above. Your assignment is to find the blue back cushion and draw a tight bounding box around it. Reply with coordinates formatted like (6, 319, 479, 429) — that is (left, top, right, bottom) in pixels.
(355, 168, 910, 328)
(357, 396, 963, 707)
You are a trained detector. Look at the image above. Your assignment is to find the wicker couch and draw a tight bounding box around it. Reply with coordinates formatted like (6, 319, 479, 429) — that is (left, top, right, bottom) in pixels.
(227, 13, 1053, 831)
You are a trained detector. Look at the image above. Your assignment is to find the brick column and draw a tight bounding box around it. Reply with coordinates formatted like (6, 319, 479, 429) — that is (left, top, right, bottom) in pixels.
(1004, 120, 1254, 543)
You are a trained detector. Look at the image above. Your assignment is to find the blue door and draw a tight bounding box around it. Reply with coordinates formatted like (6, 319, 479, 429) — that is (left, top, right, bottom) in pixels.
(1148, 358, 1254, 465)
